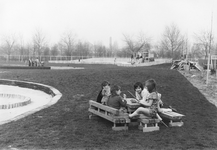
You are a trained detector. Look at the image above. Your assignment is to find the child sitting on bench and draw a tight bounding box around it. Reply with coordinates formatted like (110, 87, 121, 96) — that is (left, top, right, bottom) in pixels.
(134, 82, 151, 102)
(129, 79, 161, 118)
(107, 85, 127, 113)
(133, 81, 171, 113)
(96, 81, 111, 105)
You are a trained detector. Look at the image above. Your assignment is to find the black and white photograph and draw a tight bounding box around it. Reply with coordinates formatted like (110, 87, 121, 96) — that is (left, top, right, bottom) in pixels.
(0, 0, 217, 149)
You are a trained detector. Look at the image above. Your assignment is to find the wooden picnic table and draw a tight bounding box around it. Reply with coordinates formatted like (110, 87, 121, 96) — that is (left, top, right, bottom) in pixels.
(125, 98, 185, 127)
(125, 98, 141, 113)
(125, 98, 161, 132)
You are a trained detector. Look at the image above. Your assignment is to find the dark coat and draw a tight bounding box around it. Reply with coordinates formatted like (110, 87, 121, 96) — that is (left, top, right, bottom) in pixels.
(96, 89, 103, 103)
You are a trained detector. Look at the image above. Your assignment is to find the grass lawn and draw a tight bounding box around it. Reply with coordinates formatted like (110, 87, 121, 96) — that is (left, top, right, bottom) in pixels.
(0, 63, 217, 150)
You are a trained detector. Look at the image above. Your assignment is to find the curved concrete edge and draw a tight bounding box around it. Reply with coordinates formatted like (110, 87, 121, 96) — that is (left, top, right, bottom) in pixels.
(0, 79, 62, 125)
(0, 79, 55, 96)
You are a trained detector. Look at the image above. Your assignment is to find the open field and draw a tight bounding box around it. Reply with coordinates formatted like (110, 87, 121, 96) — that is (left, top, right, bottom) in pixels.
(0, 63, 217, 149)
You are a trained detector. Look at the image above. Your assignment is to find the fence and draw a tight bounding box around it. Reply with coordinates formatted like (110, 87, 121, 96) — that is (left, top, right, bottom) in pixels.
(0, 55, 174, 66)
(0, 55, 130, 62)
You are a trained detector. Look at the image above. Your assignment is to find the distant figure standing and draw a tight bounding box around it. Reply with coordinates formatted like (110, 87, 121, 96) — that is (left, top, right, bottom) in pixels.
(131, 54, 135, 64)
(96, 81, 111, 104)
(28, 59, 32, 66)
(36, 58, 40, 66)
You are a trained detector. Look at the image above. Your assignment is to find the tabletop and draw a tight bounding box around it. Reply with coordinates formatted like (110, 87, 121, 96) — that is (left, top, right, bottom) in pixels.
(125, 98, 141, 109)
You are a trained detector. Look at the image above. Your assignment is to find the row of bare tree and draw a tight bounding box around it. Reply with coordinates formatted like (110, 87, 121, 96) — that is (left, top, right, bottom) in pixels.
(123, 24, 217, 60)
(0, 29, 114, 59)
(159, 24, 216, 60)
(0, 24, 216, 61)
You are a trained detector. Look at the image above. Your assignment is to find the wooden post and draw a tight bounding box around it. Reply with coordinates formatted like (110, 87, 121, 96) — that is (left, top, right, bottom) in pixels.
(214, 59, 217, 78)
(215, 58, 217, 78)
(206, 54, 210, 85)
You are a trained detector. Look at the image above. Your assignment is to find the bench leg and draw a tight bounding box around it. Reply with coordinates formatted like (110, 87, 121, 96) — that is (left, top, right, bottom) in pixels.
(89, 113, 92, 119)
(89, 113, 98, 119)
(138, 122, 160, 132)
(169, 120, 184, 127)
(112, 123, 128, 131)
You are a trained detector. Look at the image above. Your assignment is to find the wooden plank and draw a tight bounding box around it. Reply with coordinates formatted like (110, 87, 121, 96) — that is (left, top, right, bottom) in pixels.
(160, 111, 184, 120)
(89, 108, 130, 123)
(89, 100, 119, 115)
(142, 126, 159, 132)
(169, 121, 184, 127)
(125, 98, 140, 109)
(88, 108, 113, 122)
(89, 100, 131, 130)
(114, 117, 131, 123)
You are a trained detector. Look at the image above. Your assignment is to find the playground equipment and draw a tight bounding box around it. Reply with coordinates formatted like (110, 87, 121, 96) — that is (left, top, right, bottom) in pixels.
(142, 52, 155, 62)
(171, 60, 203, 71)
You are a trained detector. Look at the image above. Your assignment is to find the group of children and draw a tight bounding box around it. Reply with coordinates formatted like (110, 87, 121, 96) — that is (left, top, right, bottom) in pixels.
(96, 79, 172, 119)
(28, 58, 44, 67)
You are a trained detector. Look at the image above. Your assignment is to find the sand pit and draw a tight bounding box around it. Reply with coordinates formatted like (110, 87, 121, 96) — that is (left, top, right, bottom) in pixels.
(0, 80, 62, 125)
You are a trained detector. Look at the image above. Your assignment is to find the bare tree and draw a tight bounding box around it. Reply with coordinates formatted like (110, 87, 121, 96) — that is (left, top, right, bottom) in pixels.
(25, 43, 33, 56)
(43, 46, 50, 56)
(75, 41, 92, 57)
(59, 31, 76, 56)
(190, 43, 204, 59)
(0, 34, 16, 61)
(194, 30, 214, 59)
(32, 29, 47, 57)
(50, 44, 59, 56)
(160, 24, 184, 60)
(93, 42, 106, 57)
(16, 34, 26, 60)
(123, 32, 150, 57)
(112, 41, 119, 57)
(215, 43, 217, 55)
(182, 36, 190, 59)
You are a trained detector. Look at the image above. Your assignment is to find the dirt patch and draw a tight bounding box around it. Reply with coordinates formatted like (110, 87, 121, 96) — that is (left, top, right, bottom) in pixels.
(179, 70, 217, 107)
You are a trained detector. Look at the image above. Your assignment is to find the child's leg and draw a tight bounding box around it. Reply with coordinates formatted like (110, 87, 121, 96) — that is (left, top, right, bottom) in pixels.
(129, 107, 150, 118)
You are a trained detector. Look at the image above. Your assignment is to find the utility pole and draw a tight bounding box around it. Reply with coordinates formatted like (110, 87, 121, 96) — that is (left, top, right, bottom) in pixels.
(206, 12, 213, 85)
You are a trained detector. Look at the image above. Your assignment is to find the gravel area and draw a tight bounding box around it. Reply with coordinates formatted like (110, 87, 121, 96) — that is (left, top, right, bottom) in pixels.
(179, 70, 217, 107)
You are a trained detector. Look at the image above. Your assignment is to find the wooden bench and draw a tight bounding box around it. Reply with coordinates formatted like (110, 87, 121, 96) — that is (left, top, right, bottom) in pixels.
(137, 114, 160, 132)
(88, 100, 130, 131)
(159, 111, 185, 127)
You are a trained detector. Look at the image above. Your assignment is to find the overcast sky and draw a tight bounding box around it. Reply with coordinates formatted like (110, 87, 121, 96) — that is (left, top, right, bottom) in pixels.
(0, 0, 216, 47)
